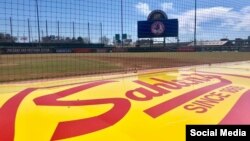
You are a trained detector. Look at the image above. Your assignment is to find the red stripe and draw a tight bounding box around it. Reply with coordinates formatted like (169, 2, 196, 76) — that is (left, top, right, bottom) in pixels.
(144, 78, 232, 118)
(197, 71, 250, 79)
(0, 88, 37, 141)
(220, 90, 250, 124)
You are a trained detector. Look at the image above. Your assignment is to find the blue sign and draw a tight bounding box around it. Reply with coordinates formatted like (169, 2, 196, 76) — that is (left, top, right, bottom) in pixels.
(138, 19, 178, 38)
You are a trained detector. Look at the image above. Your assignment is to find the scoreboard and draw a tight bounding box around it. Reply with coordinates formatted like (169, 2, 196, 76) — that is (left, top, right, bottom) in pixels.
(138, 10, 178, 38)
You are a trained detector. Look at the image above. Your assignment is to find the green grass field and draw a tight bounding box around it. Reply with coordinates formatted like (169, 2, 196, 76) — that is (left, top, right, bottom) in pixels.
(1, 52, 250, 82)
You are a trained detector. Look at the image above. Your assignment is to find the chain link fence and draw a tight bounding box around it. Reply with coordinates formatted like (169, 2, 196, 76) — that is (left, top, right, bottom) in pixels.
(0, 0, 250, 82)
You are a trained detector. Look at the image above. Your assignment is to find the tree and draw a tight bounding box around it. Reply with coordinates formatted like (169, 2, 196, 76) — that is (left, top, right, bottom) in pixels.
(0, 33, 4, 40)
(50, 35, 56, 41)
(5, 34, 11, 40)
(42, 35, 56, 43)
(77, 36, 83, 43)
(0, 32, 17, 42)
(65, 37, 71, 42)
(99, 36, 110, 45)
(12, 37, 18, 42)
(42, 36, 49, 42)
(83, 37, 91, 44)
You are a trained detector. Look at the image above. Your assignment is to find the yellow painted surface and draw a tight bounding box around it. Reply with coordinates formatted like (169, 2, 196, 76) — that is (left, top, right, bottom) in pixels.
(0, 61, 250, 141)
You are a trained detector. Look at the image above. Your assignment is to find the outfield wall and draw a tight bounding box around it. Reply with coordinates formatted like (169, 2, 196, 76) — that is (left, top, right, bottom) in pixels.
(0, 47, 112, 54)
(1, 46, 249, 54)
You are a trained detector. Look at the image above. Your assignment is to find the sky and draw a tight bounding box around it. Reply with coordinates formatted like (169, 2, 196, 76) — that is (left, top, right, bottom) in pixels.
(0, 0, 250, 43)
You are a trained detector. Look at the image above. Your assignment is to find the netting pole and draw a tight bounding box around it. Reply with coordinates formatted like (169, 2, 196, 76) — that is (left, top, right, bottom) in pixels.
(88, 22, 90, 44)
(35, 0, 41, 43)
(121, 0, 124, 48)
(28, 19, 31, 43)
(10, 17, 13, 42)
(46, 20, 48, 37)
(194, 0, 197, 48)
(73, 22, 75, 39)
(57, 21, 60, 41)
(100, 23, 103, 44)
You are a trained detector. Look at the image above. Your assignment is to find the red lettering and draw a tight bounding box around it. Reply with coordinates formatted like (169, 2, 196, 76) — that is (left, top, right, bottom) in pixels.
(126, 80, 170, 101)
(0, 81, 130, 141)
(126, 88, 164, 101)
(203, 93, 225, 101)
(184, 77, 207, 84)
(192, 100, 215, 108)
(184, 105, 207, 113)
(33, 81, 131, 140)
(172, 80, 192, 87)
(183, 90, 240, 114)
(151, 78, 183, 89)
(220, 86, 245, 94)
(144, 78, 232, 118)
(193, 73, 222, 80)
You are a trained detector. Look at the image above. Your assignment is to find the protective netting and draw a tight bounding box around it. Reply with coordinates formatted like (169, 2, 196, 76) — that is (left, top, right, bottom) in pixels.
(0, 0, 250, 82)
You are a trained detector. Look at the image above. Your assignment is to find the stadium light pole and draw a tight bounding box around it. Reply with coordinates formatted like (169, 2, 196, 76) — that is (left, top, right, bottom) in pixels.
(100, 23, 103, 44)
(46, 20, 48, 37)
(10, 17, 13, 41)
(88, 22, 90, 44)
(121, 0, 124, 47)
(194, 0, 197, 48)
(35, 0, 41, 43)
(57, 21, 60, 40)
(73, 22, 75, 39)
(28, 19, 31, 43)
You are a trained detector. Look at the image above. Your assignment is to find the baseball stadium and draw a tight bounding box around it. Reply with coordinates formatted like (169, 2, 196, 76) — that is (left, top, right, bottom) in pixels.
(0, 0, 250, 141)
